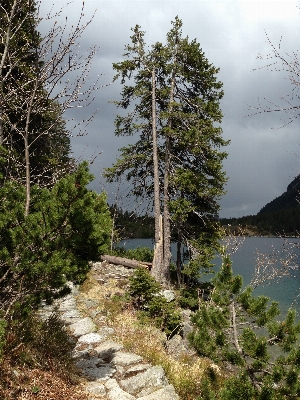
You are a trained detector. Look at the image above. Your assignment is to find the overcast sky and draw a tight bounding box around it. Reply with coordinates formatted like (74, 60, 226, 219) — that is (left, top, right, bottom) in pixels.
(40, 0, 300, 218)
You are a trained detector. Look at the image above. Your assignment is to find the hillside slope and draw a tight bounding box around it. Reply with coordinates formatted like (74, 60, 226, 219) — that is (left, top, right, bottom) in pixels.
(258, 175, 300, 214)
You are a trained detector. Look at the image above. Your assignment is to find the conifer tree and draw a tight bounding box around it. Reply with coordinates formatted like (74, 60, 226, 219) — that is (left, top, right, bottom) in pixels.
(0, 161, 112, 318)
(105, 17, 228, 285)
(190, 253, 300, 398)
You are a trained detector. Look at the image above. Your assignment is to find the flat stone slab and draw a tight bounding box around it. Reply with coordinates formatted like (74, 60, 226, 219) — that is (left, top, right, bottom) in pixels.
(111, 351, 143, 366)
(120, 366, 168, 396)
(84, 381, 106, 396)
(76, 357, 116, 381)
(94, 340, 124, 357)
(69, 317, 96, 337)
(72, 343, 93, 359)
(108, 386, 136, 400)
(58, 296, 77, 311)
(105, 379, 136, 400)
(137, 385, 179, 400)
(77, 332, 106, 344)
(61, 309, 81, 324)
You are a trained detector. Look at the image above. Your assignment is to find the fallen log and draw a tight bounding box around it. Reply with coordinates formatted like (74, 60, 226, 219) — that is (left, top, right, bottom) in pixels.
(100, 255, 152, 270)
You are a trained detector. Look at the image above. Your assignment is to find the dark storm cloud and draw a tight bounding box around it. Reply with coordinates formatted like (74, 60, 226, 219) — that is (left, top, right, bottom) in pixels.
(39, 0, 300, 218)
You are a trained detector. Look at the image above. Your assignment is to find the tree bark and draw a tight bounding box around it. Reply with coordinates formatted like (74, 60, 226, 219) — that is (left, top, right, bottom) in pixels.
(100, 255, 151, 269)
(150, 67, 165, 283)
(161, 59, 177, 287)
(176, 223, 182, 286)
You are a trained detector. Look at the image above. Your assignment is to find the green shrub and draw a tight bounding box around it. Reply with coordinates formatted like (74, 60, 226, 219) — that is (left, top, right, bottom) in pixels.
(0, 162, 112, 315)
(129, 268, 182, 336)
(129, 268, 160, 307)
(147, 295, 182, 336)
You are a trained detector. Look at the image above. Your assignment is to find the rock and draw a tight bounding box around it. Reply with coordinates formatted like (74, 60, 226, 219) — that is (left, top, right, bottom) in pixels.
(69, 317, 96, 337)
(105, 379, 136, 400)
(181, 320, 193, 337)
(72, 343, 93, 359)
(58, 295, 77, 311)
(166, 334, 188, 359)
(38, 262, 180, 399)
(137, 385, 179, 400)
(108, 386, 136, 400)
(77, 332, 106, 344)
(98, 326, 115, 337)
(111, 351, 143, 366)
(76, 357, 116, 381)
(94, 340, 124, 359)
(160, 290, 175, 302)
(105, 379, 119, 390)
(84, 381, 106, 396)
(120, 365, 168, 396)
(180, 309, 194, 338)
(61, 309, 81, 325)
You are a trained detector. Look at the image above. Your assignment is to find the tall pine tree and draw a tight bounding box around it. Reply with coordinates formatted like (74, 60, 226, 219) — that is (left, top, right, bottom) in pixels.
(105, 17, 228, 285)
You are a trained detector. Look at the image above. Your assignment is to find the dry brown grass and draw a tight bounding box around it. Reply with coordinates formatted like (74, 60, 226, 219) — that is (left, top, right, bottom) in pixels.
(0, 303, 89, 400)
(0, 358, 88, 400)
(110, 310, 213, 399)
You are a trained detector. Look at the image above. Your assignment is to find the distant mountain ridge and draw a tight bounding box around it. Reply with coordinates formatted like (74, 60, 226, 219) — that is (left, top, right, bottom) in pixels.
(258, 175, 300, 215)
(221, 175, 300, 235)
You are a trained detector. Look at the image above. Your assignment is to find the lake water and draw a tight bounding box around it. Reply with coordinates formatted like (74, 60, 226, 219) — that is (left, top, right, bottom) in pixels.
(119, 237, 300, 318)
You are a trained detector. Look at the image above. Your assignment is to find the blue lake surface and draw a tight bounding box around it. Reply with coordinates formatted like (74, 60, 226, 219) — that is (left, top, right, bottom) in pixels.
(119, 237, 300, 318)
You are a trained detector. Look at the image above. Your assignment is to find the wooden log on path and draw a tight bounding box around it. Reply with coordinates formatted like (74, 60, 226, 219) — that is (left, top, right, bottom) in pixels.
(100, 255, 152, 270)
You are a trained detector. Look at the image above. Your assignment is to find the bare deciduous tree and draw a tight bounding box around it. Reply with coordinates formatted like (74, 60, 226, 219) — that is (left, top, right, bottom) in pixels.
(0, 0, 103, 215)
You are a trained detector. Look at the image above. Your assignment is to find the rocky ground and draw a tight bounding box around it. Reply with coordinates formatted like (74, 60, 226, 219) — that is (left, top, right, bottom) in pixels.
(39, 261, 186, 400)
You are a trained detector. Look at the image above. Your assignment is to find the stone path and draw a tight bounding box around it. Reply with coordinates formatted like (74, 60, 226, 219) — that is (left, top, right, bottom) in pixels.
(39, 262, 179, 400)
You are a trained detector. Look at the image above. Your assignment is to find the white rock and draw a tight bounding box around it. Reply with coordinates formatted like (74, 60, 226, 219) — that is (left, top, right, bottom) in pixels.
(111, 351, 143, 366)
(108, 386, 136, 400)
(84, 381, 106, 396)
(58, 296, 77, 311)
(69, 317, 96, 337)
(76, 357, 116, 381)
(77, 332, 105, 344)
(120, 366, 168, 395)
(160, 290, 175, 302)
(137, 385, 179, 400)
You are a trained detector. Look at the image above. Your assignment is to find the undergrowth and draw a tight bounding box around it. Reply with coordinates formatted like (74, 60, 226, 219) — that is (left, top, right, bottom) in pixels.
(0, 310, 87, 400)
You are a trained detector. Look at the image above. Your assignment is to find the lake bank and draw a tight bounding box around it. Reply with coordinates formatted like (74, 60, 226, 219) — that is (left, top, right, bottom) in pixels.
(119, 237, 300, 318)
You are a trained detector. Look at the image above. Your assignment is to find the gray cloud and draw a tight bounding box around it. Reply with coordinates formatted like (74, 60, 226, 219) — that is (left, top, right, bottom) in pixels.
(39, 0, 300, 218)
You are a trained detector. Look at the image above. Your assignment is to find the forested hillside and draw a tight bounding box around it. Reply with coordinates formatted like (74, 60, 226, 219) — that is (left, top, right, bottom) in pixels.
(221, 175, 300, 235)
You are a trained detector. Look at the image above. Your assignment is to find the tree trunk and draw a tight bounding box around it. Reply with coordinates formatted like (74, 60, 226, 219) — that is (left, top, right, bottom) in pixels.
(100, 255, 151, 269)
(161, 61, 177, 287)
(176, 223, 182, 286)
(150, 68, 165, 283)
(163, 134, 171, 286)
